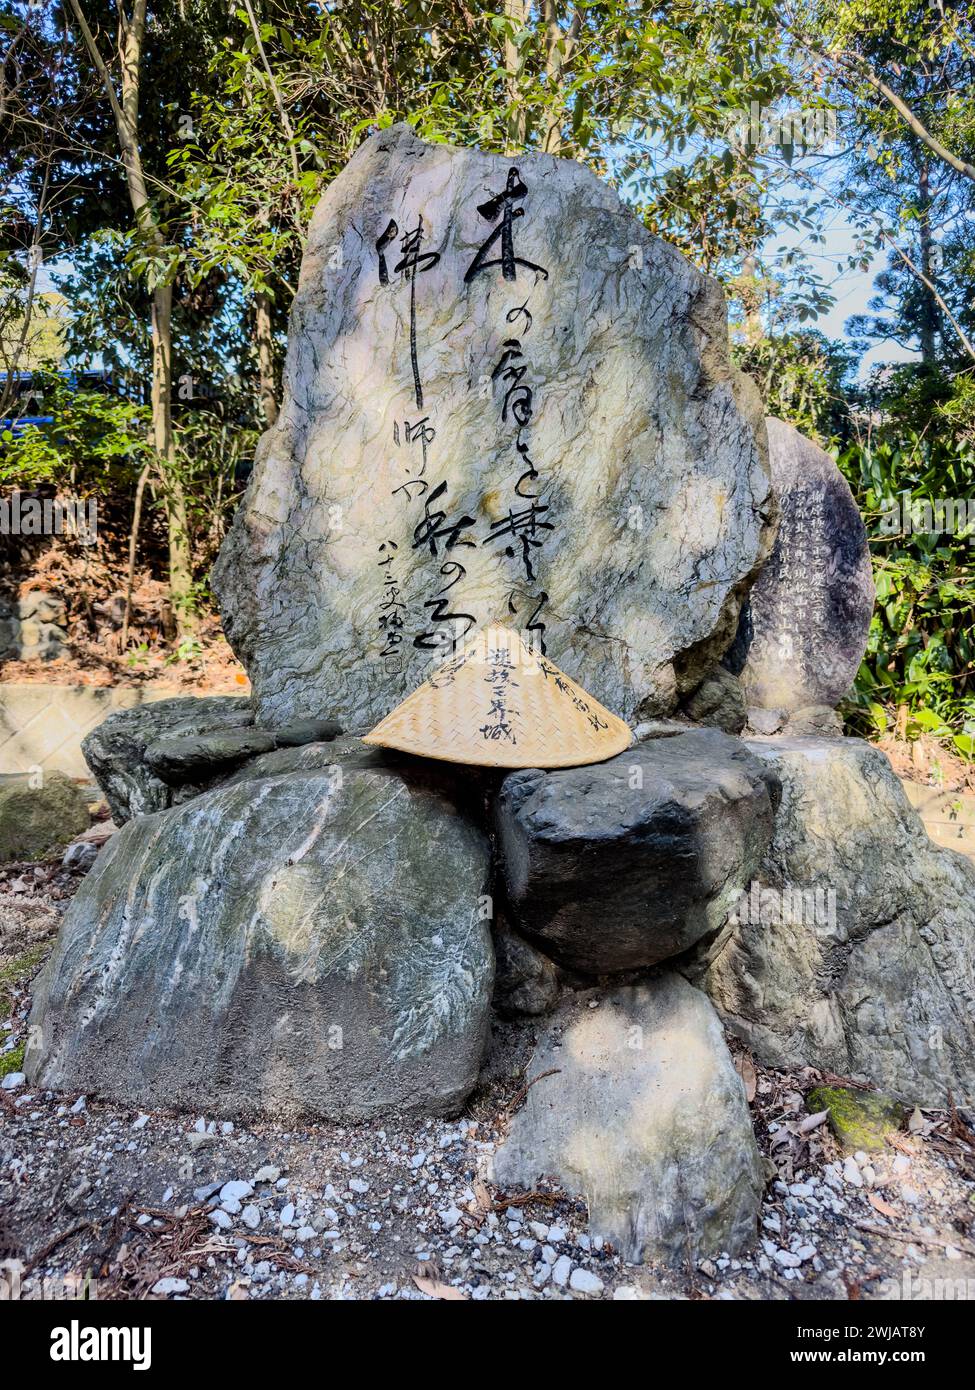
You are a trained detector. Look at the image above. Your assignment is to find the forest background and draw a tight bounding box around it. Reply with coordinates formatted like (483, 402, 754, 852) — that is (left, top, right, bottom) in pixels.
(2, 0, 973, 759)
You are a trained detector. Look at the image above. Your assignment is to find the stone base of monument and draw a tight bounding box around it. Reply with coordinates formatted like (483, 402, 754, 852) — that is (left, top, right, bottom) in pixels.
(24, 697, 975, 1266)
(489, 977, 765, 1266)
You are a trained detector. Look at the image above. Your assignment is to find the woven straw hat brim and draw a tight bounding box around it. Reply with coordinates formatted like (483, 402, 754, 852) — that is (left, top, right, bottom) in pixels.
(363, 626, 632, 770)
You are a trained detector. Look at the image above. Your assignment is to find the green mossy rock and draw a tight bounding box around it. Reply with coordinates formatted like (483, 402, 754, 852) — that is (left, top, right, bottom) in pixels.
(27, 747, 494, 1121)
(0, 1041, 25, 1078)
(808, 1085, 906, 1153)
(0, 773, 90, 863)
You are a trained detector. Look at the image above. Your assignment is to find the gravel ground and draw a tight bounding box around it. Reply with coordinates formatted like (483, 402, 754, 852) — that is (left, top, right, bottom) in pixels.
(3, 858, 975, 1303)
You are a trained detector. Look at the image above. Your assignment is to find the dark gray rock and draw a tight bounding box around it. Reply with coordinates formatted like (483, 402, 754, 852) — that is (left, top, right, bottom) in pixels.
(82, 696, 255, 824)
(273, 719, 343, 747)
(691, 736, 975, 1105)
(681, 664, 746, 734)
(492, 917, 561, 1017)
(726, 417, 874, 713)
(489, 975, 764, 1265)
(26, 754, 493, 1121)
(61, 839, 99, 872)
(495, 728, 778, 975)
(82, 699, 347, 822)
(144, 730, 278, 785)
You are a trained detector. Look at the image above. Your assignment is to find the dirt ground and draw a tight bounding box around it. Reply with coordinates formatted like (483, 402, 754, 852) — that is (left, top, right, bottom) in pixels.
(2, 858, 974, 1303)
(0, 622, 248, 695)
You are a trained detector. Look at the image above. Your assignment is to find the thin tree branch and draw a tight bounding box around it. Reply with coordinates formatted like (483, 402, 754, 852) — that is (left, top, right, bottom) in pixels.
(880, 229, 975, 363)
(240, 0, 300, 185)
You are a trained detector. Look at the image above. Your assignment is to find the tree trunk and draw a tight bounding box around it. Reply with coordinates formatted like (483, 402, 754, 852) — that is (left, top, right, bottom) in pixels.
(741, 252, 765, 345)
(504, 0, 527, 151)
(917, 162, 938, 369)
(67, 0, 196, 638)
(152, 282, 195, 634)
(254, 291, 279, 427)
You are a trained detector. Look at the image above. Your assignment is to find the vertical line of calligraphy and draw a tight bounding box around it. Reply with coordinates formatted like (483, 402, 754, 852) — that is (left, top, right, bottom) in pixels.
(410, 253, 423, 410)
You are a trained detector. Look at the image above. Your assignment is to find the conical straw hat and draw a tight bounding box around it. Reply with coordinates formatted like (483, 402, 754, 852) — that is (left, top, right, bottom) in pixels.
(362, 625, 632, 769)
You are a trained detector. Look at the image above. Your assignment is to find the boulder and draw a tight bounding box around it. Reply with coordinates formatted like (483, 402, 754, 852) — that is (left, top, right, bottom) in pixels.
(82, 695, 255, 824)
(492, 917, 561, 1017)
(726, 417, 874, 713)
(213, 122, 773, 731)
(0, 772, 89, 863)
(26, 749, 493, 1121)
(680, 664, 746, 734)
(807, 1086, 905, 1154)
(82, 697, 344, 823)
(490, 975, 764, 1265)
(494, 728, 778, 974)
(692, 736, 975, 1105)
(144, 730, 278, 785)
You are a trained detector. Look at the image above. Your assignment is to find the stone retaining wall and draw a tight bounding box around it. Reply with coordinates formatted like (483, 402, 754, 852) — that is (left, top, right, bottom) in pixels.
(0, 683, 182, 779)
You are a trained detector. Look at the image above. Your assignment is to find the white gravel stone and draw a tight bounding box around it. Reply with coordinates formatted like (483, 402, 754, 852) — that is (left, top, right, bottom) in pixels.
(220, 1180, 253, 1203)
(551, 1255, 572, 1287)
(842, 1156, 863, 1188)
(569, 1268, 604, 1294)
(152, 1277, 189, 1295)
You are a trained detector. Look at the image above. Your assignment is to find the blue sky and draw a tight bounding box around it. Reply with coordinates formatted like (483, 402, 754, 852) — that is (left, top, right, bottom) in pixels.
(771, 195, 919, 378)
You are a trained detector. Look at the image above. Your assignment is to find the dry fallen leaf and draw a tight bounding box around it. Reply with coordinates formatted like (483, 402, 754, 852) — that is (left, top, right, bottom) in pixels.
(735, 1051, 757, 1102)
(868, 1192, 899, 1219)
(413, 1276, 468, 1301)
(799, 1109, 829, 1134)
(473, 1177, 492, 1213)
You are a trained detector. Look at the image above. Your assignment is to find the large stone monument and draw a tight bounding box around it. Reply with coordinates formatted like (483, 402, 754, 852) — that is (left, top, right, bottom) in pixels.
(24, 127, 975, 1271)
(726, 417, 874, 722)
(213, 123, 773, 728)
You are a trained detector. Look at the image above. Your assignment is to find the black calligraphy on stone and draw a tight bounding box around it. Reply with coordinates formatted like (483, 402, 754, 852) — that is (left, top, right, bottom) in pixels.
(376, 215, 440, 409)
(464, 169, 550, 285)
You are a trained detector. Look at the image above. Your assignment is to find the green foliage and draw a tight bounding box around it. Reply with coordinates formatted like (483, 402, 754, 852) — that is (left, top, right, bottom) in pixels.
(0, 371, 152, 490)
(734, 331, 857, 444)
(837, 432, 975, 757)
